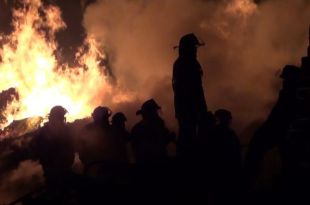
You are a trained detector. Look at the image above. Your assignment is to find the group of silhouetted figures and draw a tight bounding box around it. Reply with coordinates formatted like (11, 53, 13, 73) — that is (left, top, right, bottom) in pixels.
(11, 31, 310, 204)
(27, 100, 242, 204)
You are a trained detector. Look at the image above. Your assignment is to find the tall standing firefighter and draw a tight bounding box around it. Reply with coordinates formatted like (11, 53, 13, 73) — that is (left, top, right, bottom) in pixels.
(172, 33, 207, 157)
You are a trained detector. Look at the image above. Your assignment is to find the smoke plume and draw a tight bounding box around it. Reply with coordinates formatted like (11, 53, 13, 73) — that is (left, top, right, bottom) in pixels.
(83, 0, 310, 140)
(0, 160, 44, 204)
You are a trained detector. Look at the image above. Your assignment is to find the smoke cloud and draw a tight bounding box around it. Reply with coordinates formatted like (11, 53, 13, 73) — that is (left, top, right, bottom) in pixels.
(0, 160, 44, 204)
(83, 0, 310, 140)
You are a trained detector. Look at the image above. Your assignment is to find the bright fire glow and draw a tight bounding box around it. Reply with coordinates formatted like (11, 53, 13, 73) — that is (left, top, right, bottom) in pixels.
(225, 0, 257, 17)
(0, 0, 126, 128)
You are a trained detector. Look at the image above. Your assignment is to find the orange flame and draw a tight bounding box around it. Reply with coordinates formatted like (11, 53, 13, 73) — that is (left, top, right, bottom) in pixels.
(0, 0, 124, 128)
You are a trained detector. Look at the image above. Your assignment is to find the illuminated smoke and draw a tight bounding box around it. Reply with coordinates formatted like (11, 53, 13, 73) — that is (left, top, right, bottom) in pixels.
(83, 0, 310, 135)
(0, 160, 44, 204)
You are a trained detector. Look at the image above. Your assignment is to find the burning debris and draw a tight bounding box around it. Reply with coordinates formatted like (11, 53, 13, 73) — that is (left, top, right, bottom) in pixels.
(0, 116, 43, 139)
(0, 88, 19, 126)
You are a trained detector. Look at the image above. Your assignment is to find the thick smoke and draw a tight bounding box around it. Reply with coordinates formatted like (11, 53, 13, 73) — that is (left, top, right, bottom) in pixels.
(83, 0, 310, 140)
(0, 160, 44, 204)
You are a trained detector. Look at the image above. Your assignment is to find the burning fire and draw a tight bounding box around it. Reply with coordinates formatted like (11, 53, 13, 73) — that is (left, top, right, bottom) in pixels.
(0, 0, 125, 128)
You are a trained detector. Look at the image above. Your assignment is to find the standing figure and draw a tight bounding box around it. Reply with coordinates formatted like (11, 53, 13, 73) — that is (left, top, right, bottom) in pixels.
(78, 106, 113, 169)
(110, 112, 130, 163)
(131, 99, 172, 163)
(244, 66, 300, 190)
(172, 33, 207, 157)
(207, 109, 242, 203)
(111, 112, 130, 142)
(31, 106, 75, 188)
(130, 99, 174, 191)
(79, 106, 129, 182)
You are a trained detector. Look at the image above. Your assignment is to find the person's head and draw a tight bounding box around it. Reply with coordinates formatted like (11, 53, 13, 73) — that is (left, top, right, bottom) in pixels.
(136, 99, 161, 120)
(112, 112, 127, 129)
(48, 106, 67, 126)
(92, 106, 112, 125)
(177, 33, 204, 58)
(280, 65, 300, 88)
(215, 109, 232, 126)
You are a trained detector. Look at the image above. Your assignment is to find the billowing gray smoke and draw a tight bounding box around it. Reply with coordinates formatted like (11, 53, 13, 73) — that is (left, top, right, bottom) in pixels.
(83, 0, 310, 141)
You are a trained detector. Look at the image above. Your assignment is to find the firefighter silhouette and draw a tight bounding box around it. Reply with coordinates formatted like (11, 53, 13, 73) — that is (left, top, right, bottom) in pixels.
(281, 27, 310, 196)
(111, 112, 130, 142)
(172, 33, 207, 158)
(31, 106, 75, 188)
(212, 109, 242, 202)
(79, 106, 129, 182)
(131, 99, 172, 163)
(244, 65, 300, 190)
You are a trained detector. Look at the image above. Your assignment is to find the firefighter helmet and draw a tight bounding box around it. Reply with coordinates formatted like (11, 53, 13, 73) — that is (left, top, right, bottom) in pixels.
(49, 106, 68, 120)
(92, 106, 112, 121)
(136, 99, 161, 115)
(177, 33, 204, 49)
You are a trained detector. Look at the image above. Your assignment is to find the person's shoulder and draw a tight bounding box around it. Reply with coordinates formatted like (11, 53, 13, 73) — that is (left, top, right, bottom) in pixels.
(132, 121, 143, 129)
(155, 117, 166, 128)
(214, 125, 230, 136)
(36, 123, 49, 137)
(173, 58, 183, 67)
(132, 121, 145, 133)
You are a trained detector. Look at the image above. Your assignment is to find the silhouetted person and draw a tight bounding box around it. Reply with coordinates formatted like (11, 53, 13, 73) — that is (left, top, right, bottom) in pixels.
(78, 106, 110, 166)
(197, 110, 216, 146)
(78, 106, 128, 181)
(131, 99, 172, 163)
(31, 106, 74, 188)
(280, 31, 310, 200)
(197, 109, 241, 203)
(244, 65, 300, 190)
(130, 99, 174, 197)
(111, 112, 130, 142)
(111, 112, 135, 164)
(172, 33, 207, 158)
(192, 111, 216, 200)
(244, 29, 310, 202)
(195, 110, 216, 176)
(279, 93, 310, 203)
